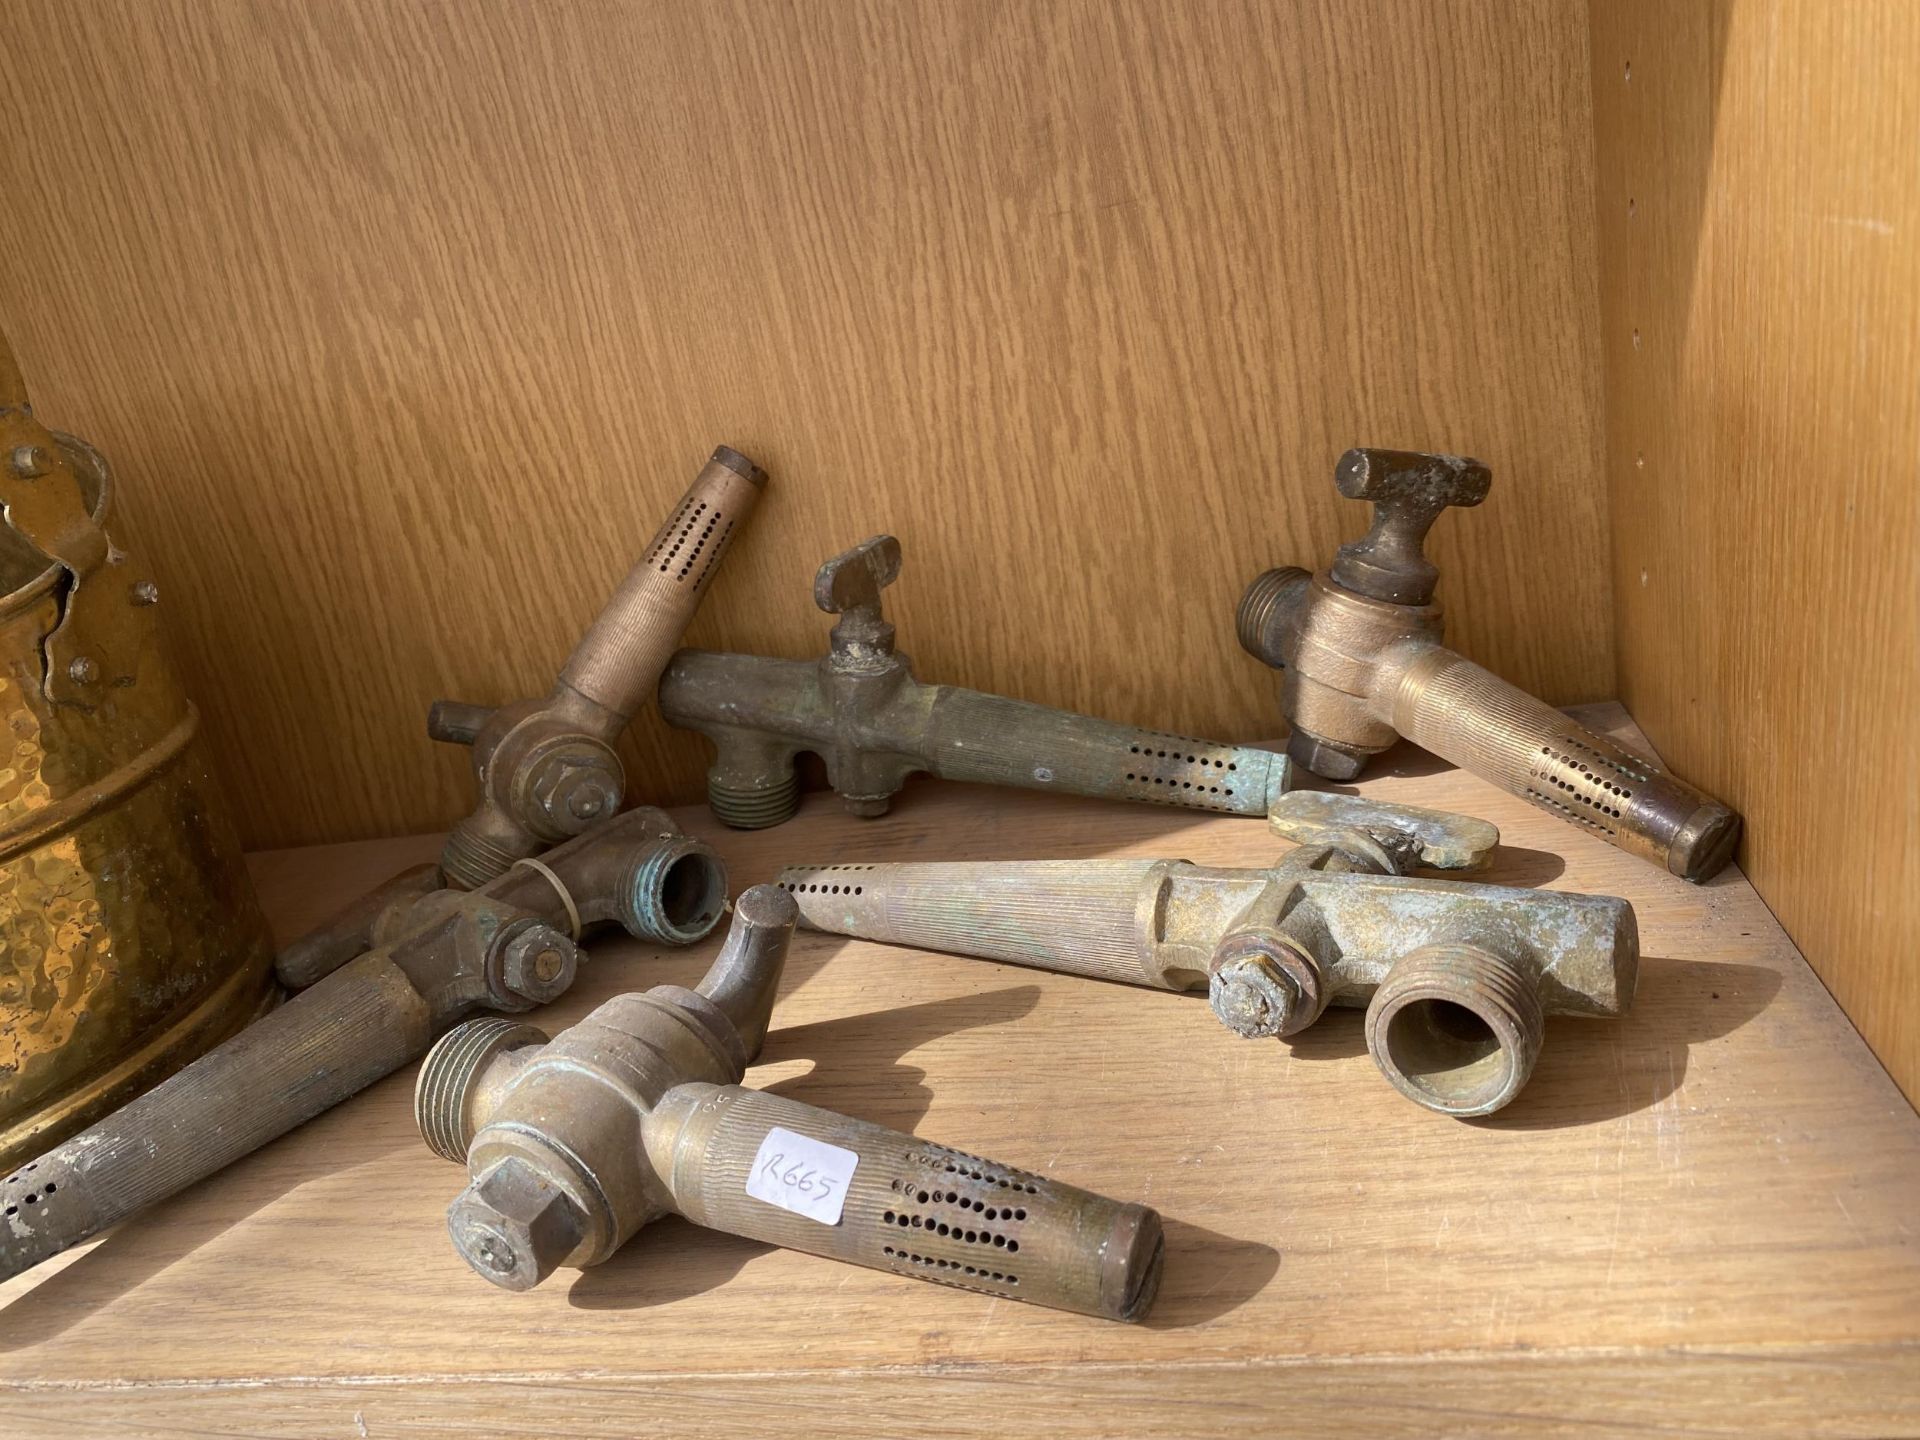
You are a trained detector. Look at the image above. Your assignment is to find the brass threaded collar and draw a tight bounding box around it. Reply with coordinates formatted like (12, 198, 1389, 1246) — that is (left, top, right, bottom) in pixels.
(1235, 567, 1309, 663)
(415, 1017, 547, 1164)
(708, 772, 801, 830)
(440, 820, 521, 891)
(1365, 942, 1544, 1117)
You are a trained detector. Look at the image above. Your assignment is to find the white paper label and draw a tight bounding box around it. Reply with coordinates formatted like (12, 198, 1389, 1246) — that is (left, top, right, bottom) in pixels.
(745, 1126, 858, 1226)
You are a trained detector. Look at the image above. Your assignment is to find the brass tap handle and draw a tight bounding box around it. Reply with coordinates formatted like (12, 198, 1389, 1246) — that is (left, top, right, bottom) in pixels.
(425, 701, 497, 746)
(1268, 790, 1499, 873)
(814, 533, 902, 664)
(1330, 447, 1491, 605)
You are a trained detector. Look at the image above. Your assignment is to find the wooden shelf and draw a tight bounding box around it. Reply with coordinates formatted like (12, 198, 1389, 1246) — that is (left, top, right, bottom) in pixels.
(3, 706, 1916, 1437)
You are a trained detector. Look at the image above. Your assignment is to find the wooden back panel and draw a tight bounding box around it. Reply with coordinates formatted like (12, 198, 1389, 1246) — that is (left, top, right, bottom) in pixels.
(0, 0, 1607, 847)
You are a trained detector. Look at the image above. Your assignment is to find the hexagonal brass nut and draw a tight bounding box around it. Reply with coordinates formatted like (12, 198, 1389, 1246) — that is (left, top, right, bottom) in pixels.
(498, 925, 580, 1005)
(447, 1155, 587, 1292)
(1208, 955, 1299, 1039)
(525, 750, 622, 836)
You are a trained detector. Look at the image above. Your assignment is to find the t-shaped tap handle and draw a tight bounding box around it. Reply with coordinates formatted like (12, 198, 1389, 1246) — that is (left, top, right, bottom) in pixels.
(815, 533, 903, 664)
(1329, 447, 1492, 605)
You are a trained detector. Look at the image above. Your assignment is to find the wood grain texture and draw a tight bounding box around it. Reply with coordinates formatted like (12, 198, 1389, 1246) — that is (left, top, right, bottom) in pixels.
(2, 707, 1916, 1437)
(0, 0, 1608, 848)
(1590, 2, 1920, 1102)
(5, 1351, 1918, 1440)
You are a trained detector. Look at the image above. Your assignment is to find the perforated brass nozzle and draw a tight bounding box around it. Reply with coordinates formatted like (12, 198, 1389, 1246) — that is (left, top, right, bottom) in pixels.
(1236, 447, 1740, 882)
(659, 533, 1290, 828)
(276, 448, 763, 992)
(778, 793, 1637, 1118)
(431, 445, 766, 890)
(418, 885, 1165, 1320)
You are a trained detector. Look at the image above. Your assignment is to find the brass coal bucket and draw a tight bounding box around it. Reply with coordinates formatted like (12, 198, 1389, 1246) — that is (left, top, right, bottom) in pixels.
(0, 333, 276, 1170)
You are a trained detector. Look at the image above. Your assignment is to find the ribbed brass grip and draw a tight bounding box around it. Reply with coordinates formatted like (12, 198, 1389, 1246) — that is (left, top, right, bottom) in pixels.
(557, 446, 766, 720)
(656, 1083, 1163, 1322)
(1387, 649, 1740, 881)
(776, 860, 1173, 988)
(924, 690, 1289, 817)
(0, 955, 434, 1281)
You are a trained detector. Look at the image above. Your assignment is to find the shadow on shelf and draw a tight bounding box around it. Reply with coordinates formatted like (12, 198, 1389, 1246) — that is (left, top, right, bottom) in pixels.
(1476, 954, 1781, 1130)
(567, 1215, 774, 1313)
(1262, 952, 1782, 1128)
(1358, 741, 1457, 782)
(0, 1120, 415, 1349)
(570, 1212, 1281, 1330)
(756, 983, 1044, 1131)
(1282, 1009, 1371, 1062)
(1469, 842, 1567, 888)
(1145, 1218, 1280, 1329)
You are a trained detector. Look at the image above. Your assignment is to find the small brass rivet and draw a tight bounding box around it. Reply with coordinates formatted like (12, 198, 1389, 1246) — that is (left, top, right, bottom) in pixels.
(68, 656, 100, 685)
(9, 445, 50, 478)
(131, 580, 160, 606)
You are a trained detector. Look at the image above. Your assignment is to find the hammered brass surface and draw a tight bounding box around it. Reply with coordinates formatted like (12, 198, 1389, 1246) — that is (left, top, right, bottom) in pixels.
(0, 333, 275, 1170)
(0, 717, 275, 1166)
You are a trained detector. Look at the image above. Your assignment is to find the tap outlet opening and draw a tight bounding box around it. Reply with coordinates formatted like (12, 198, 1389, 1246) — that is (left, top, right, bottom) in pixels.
(663, 854, 722, 930)
(1384, 999, 1501, 1090)
(627, 839, 729, 945)
(1670, 801, 1742, 883)
(1105, 1205, 1167, 1323)
(1365, 944, 1543, 1117)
